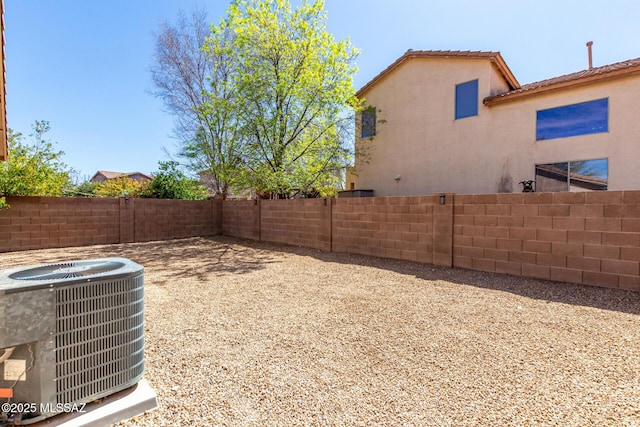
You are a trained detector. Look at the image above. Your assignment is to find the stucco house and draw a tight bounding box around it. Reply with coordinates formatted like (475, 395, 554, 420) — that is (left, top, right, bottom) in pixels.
(349, 49, 640, 196)
(1, 0, 7, 162)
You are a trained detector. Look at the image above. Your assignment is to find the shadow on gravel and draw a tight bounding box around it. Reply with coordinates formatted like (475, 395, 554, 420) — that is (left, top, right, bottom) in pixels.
(2, 235, 638, 315)
(1, 236, 279, 287)
(234, 238, 640, 316)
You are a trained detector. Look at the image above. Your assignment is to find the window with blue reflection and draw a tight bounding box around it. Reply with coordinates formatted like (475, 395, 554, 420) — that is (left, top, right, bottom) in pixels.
(570, 158, 608, 190)
(536, 98, 608, 140)
(361, 107, 376, 138)
(535, 158, 608, 192)
(455, 80, 478, 120)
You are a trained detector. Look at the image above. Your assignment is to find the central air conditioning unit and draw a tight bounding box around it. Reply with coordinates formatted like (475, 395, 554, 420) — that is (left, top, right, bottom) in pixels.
(0, 258, 146, 425)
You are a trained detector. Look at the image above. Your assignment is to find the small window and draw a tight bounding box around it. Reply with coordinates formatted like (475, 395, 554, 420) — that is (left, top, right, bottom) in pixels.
(536, 98, 608, 140)
(361, 107, 376, 138)
(455, 79, 478, 120)
(535, 158, 608, 192)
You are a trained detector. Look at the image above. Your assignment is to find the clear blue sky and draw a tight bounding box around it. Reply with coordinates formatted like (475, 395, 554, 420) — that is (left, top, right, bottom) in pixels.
(6, 0, 640, 180)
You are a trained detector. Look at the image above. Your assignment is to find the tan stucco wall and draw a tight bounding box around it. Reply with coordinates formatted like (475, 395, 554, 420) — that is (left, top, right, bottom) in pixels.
(353, 57, 640, 196)
(0, 0, 7, 163)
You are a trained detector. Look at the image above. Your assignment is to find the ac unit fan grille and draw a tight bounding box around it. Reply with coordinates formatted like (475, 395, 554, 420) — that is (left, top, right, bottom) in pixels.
(55, 275, 145, 404)
(10, 260, 126, 281)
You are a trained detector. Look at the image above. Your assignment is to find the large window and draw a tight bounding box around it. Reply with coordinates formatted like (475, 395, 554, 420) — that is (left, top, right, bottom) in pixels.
(536, 98, 608, 140)
(535, 158, 608, 192)
(455, 79, 478, 120)
(361, 107, 376, 138)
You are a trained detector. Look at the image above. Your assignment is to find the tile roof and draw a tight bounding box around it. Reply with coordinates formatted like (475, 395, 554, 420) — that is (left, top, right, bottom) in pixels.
(357, 49, 520, 97)
(96, 171, 126, 179)
(358, 48, 640, 107)
(90, 170, 153, 182)
(484, 57, 640, 105)
(405, 49, 500, 58)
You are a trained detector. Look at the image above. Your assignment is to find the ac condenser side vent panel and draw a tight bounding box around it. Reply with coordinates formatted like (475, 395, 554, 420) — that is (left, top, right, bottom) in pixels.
(55, 275, 145, 405)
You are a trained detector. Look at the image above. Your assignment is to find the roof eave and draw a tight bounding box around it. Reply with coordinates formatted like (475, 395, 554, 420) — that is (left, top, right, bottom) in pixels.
(357, 50, 520, 99)
(356, 53, 411, 98)
(491, 53, 520, 90)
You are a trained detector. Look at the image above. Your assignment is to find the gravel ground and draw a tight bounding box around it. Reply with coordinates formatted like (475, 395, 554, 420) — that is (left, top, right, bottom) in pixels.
(2, 236, 639, 426)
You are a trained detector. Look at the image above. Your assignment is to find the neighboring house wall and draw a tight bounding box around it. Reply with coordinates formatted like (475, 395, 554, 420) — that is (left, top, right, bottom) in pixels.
(353, 52, 640, 196)
(488, 77, 640, 193)
(90, 173, 110, 183)
(0, 0, 7, 162)
(354, 56, 512, 196)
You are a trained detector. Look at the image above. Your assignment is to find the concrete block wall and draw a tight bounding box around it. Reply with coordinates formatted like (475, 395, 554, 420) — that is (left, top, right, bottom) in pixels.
(261, 199, 331, 251)
(332, 196, 434, 263)
(453, 191, 640, 290)
(0, 197, 120, 252)
(221, 191, 639, 291)
(222, 200, 260, 241)
(2, 193, 638, 291)
(134, 199, 222, 243)
(0, 196, 222, 252)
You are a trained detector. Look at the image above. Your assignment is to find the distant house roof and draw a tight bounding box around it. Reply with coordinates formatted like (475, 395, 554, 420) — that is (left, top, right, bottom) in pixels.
(0, 0, 7, 162)
(357, 49, 520, 98)
(90, 170, 153, 183)
(484, 57, 640, 105)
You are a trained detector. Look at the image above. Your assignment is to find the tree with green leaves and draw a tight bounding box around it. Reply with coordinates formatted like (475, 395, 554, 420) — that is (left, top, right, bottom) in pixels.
(92, 176, 146, 198)
(143, 160, 209, 200)
(67, 179, 100, 197)
(152, 0, 364, 199)
(151, 8, 244, 199)
(0, 121, 72, 204)
(204, 0, 363, 198)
